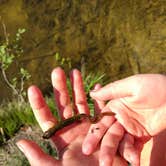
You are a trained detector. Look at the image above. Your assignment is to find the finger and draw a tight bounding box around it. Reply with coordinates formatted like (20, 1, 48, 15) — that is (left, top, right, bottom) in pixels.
(99, 121, 124, 166)
(119, 133, 140, 166)
(16, 139, 59, 166)
(112, 156, 128, 166)
(82, 83, 110, 155)
(28, 85, 57, 132)
(70, 69, 89, 114)
(93, 84, 105, 115)
(82, 113, 115, 155)
(51, 67, 73, 119)
(82, 83, 105, 155)
(90, 75, 137, 101)
(82, 82, 116, 155)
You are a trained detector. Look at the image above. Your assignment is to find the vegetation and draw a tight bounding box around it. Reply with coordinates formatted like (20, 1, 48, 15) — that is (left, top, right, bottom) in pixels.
(0, 18, 31, 103)
(54, 52, 72, 70)
(0, 101, 35, 144)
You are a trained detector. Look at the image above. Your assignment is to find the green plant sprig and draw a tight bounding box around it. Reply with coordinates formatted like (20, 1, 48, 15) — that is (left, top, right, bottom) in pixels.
(0, 18, 31, 103)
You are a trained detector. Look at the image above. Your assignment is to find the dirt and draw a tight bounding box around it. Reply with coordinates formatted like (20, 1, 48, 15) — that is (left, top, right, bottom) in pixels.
(0, 126, 53, 166)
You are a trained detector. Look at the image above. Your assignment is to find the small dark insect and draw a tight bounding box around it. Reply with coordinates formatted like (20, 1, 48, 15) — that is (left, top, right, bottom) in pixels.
(90, 127, 100, 133)
(43, 111, 115, 139)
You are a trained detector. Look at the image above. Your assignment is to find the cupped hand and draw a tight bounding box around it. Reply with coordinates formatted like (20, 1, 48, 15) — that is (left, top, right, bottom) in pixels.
(90, 74, 166, 136)
(16, 67, 127, 166)
(83, 74, 166, 165)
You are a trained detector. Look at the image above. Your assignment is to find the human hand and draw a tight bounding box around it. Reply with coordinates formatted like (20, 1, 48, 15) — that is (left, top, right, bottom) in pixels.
(83, 74, 166, 165)
(16, 67, 128, 166)
(90, 74, 166, 136)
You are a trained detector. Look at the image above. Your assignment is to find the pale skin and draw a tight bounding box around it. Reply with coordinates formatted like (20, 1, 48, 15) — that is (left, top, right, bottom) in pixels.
(83, 74, 166, 165)
(16, 67, 128, 166)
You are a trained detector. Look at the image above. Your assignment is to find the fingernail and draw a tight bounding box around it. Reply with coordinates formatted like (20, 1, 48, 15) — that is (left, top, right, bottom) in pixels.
(90, 91, 97, 98)
(100, 160, 107, 166)
(93, 84, 100, 90)
(100, 160, 104, 166)
(129, 154, 138, 165)
(16, 142, 25, 153)
(82, 143, 92, 155)
(42, 121, 56, 132)
(91, 89, 98, 93)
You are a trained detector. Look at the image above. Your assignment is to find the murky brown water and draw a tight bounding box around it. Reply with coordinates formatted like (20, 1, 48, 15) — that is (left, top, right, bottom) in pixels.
(0, 0, 165, 101)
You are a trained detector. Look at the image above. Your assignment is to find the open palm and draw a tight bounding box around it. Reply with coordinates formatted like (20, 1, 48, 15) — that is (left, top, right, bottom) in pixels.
(17, 67, 127, 166)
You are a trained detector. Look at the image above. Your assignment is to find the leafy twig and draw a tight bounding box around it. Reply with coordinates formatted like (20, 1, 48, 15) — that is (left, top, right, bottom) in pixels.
(0, 18, 30, 103)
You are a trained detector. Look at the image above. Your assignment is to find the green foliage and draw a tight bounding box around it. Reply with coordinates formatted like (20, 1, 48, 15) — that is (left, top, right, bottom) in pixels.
(0, 97, 60, 145)
(20, 68, 31, 79)
(45, 95, 60, 119)
(0, 27, 26, 70)
(0, 97, 61, 145)
(83, 73, 105, 95)
(0, 101, 36, 143)
(7, 155, 30, 166)
(0, 19, 31, 103)
(54, 52, 72, 69)
(3, 140, 57, 166)
(83, 73, 105, 114)
(0, 45, 14, 70)
(39, 141, 57, 158)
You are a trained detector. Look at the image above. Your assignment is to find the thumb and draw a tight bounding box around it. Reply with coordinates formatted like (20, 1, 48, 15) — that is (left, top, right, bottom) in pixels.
(90, 76, 136, 101)
(16, 139, 59, 166)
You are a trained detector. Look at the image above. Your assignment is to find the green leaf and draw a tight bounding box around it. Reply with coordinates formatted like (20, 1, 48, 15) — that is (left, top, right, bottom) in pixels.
(61, 58, 65, 65)
(11, 77, 17, 88)
(20, 68, 31, 79)
(18, 28, 26, 34)
(54, 52, 60, 61)
(22, 91, 27, 97)
(0, 26, 29, 102)
(20, 68, 25, 74)
(0, 45, 7, 55)
(6, 54, 14, 64)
